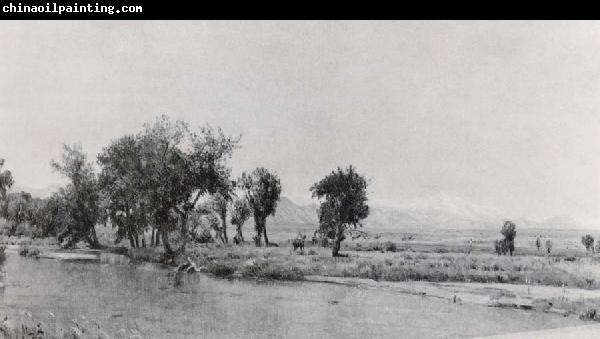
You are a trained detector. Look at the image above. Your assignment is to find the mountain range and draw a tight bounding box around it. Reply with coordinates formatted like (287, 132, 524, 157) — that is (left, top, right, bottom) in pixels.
(269, 194, 590, 231)
(11, 184, 589, 231)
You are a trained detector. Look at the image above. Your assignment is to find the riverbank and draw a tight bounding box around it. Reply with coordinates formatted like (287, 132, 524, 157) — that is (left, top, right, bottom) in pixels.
(6, 235, 600, 290)
(0, 251, 589, 338)
(127, 242, 600, 322)
(6, 235, 600, 323)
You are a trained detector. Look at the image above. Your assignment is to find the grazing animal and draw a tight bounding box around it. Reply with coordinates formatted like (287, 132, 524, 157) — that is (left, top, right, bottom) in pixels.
(292, 233, 307, 252)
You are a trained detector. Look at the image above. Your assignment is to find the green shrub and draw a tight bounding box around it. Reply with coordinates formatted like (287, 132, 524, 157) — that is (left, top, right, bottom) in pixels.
(18, 247, 29, 256)
(241, 261, 304, 280)
(18, 246, 40, 258)
(384, 241, 397, 252)
(207, 262, 236, 277)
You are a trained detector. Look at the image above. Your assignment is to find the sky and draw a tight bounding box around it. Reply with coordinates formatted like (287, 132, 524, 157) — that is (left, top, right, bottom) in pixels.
(1, 21, 600, 225)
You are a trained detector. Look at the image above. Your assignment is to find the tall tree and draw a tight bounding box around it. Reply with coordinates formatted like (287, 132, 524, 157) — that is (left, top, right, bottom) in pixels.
(6, 191, 33, 235)
(208, 184, 234, 243)
(230, 197, 251, 244)
(0, 159, 14, 218)
(31, 194, 67, 238)
(310, 166, 369, 257)
(137, 116, 238, 254)
(582, 234, 595, 254)
(51, 144, 101, 249)
(239, 168, 281, 247)
(97, 135, 149, 248)
(500, 220, 517, 256)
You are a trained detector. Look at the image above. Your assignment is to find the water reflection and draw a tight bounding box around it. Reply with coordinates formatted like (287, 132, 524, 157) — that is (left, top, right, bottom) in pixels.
(0, 252, 582, 338)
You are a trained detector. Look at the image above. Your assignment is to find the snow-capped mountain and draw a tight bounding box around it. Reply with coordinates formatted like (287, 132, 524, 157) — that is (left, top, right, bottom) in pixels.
(269, 193, 587, 231)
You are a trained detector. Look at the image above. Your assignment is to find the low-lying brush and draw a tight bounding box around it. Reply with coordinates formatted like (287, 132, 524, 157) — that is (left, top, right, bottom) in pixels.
(240, 261, 304, 280)
(18, 246, 41, 258)
(346, 241, 398, 253)
(128, 247, 164, 263)
(207, 262, 236, 277)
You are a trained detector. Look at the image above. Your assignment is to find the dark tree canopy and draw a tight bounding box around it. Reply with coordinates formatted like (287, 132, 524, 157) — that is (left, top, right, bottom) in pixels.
(239, 168, 281, 247)
(230, 197, 251, 244)
(546, 239, 553, 254)
(208, 182, 235, 243)
(51, 144, 101, 248)
(31, 194, 68, 238)
(97, 135, 149, 248)
(0, 158, 14, 219)
(134, 115, 238, 254)
(500, 220, 516, 256)
(582, 234, 595, 253)
(310, 165, 369, 257)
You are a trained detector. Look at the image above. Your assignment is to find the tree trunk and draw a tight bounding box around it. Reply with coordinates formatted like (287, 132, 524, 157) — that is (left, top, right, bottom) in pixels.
(155, 229, 161, 246)
(161, 227, 173, 255)
(332, 237, 341, 257)
(142, 235, 146, 248)
(177, 214, 188, 254)
(221, 214, 228, 244)
(151, 228, 156, 246)
(253, 218, 262, 247)
(236, 225, 244, 242)
(262, 220, 269, 247)
(128, 231, 135, 248)
(8, 222, 17, 236)
(88, 227, 101, 249)
(332, 226, 344, 257)
(134, 234, 140, 248)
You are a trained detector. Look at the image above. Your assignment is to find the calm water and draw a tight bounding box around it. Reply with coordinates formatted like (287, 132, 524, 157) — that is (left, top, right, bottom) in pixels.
(0, 252, 581, 338)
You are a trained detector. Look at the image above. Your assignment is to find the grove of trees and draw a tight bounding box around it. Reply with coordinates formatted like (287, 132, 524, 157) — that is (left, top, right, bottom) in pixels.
(0, 116, 290, 255)
(1, 117, 378, 260)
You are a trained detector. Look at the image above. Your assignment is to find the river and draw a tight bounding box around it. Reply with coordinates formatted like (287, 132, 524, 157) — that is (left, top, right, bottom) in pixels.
(0, 251, 582, 338)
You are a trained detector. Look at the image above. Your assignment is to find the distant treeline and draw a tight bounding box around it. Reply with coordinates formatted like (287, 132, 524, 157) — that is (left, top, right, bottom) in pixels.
(0, 115, 370, 257)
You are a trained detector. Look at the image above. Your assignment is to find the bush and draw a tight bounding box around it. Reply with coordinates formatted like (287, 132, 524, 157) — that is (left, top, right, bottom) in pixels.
(191, 227, 214, 244)
(128, 248, 162, 263)
(580, 308, 598, 321)
(240, 261, 304, 280)
(207, 262, 236, 277)
(19, 247, 29, 256)
(18, 246, 40, 258)
(384, 241, 397, 252)
(261, 266, 304, 280)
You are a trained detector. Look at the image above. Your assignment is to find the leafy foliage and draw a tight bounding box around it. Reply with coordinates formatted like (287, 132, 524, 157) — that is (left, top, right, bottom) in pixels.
(239, 168, 282, 247)
(134, 115, 238, 254)
(310, 165, 369, 256)
(0, 158, 14, 218)
(582, 234, 595, 253)
(97, 135, 149, 247)
(230, 197, 251, 244)
(546, 239, 553, 254)
(500, 220, 516, 256)
(50, 144, 101, 248)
